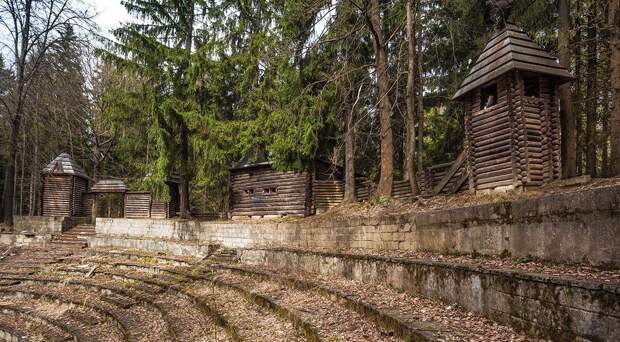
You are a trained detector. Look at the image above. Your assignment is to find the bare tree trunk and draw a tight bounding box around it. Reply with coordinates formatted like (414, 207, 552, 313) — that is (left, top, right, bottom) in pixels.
(417, 39, 424, 172)
(559, 0, 577, 178)
(600, 0, 611, 177)
(28, 138, 37, 216)
(585, 4, 598, 177)
(368, 0, 394, 197)
(575, 1, 584, 175)
(610, 0, 620, 175)
(179, 123, 191, 218)
(178, 0, 195, 219)
(19, 118, 26, 216)
(344, 85, 363, 203)
(404, 0, 420, 195)
(31, 125, 39, 215)
(1, 0, 32, 225)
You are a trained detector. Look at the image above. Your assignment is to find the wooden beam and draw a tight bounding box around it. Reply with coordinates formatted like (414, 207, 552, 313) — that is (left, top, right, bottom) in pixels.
(433, 150, 467, 195)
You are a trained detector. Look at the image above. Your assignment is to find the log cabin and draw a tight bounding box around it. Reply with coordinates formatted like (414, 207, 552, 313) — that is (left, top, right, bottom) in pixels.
(124, 179, 181, 219)
(452, 23, 572, 192)
(41, 153, 90, 217)
(229, 151, 345, 218)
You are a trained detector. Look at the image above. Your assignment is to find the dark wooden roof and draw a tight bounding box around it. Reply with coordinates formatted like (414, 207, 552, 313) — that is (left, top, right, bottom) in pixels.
(91, 179, 128, 193)
(453, 23, 573, 100)
(230, 149, 271, 171)
(42, 153, 89, 179)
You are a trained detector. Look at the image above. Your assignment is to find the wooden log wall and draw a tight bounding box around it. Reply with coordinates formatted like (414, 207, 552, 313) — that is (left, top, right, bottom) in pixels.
(150, 201, 170, 219)
(230, 166, 311, 217)
(468, 76, 515, 190)
(540, 78, 562, 180)
(124, 192, 177, 219)
(464, 72, 563, 192)
(313, 180, 344, 211)
(42, 175, 73, 217)
(81, 193, 95, 218)
(72, 177, 88, 216)
(355, 177, 371, 201)
(124, 192, 151, 218)
(515, 77, 543, 186)
(392, 180, 414, 200)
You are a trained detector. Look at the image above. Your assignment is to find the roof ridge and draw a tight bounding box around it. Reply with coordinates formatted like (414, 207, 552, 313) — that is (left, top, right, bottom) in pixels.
(453, 24, 572, 100)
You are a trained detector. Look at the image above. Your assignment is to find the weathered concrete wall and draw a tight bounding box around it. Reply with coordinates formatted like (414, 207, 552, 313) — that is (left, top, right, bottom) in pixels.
(240, 248, 619, 342)
(13, 216, 90, 235)
(88, 235, 212, 257)
(96, 185, 620, 266)
(0, 233, 49, 246)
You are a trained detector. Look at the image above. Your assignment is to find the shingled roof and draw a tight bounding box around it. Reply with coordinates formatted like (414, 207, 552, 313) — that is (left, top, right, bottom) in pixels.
(230, 149, 271, 170)
(91, 179, 128, 193)
(42, 153, 89, 179)
(453, 23, 573, 100)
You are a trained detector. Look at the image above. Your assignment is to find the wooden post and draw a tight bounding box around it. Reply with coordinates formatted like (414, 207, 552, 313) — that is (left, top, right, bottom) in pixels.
(91, 194, 97, 224)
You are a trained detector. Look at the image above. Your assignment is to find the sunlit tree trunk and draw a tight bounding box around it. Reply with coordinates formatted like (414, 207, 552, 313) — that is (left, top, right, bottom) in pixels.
(368, 0, 394, 197)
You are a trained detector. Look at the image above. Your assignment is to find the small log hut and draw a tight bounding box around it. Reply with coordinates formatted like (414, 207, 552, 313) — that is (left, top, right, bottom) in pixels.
(41, 153, 90, 217)
(87, 179, 128, 221)
(452, 23, 572, 191)
(229, 151, 346, 218)
(124, 179, 180, 219)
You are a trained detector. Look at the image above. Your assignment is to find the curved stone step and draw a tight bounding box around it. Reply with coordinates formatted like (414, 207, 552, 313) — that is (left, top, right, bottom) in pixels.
(2, 273, 175, 341)
(101, 250, 193, 266)
(65, 264, 237, 342)
(0, 286, 128, 341)
(209, 263, 439, 341)
(0, 303, 82, 341)
(90, 258, 320, 342)
(203, 268, 402, 342)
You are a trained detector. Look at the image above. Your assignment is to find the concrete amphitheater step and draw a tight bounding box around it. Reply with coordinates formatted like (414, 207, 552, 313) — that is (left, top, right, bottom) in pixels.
(58, 262, 234, 341)
(0, 302, 87, 341)
(202, 267, 404, 342)
(210, 262, 532, 342)
(0, 274, 171, 342)
(0, 285, 128, 341)
(86, 257, 321, 342)
(208, 263, 442, 341)
(7, 272, 177, 341)
(0, 308, 61, 342)
(91, 252, 439, 342)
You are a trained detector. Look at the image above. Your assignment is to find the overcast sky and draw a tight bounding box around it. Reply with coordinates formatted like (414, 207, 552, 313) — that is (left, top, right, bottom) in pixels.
(89, 0, 132, 35)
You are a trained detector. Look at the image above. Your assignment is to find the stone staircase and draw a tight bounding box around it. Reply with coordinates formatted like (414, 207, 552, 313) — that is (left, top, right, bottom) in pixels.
(206, 245, 239, 263)
(50, 224, 95, 248)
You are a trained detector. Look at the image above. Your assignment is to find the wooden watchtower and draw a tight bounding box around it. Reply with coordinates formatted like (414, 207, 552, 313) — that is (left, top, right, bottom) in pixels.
(41, 153, 89, 217)
(453, 24, 573, 191)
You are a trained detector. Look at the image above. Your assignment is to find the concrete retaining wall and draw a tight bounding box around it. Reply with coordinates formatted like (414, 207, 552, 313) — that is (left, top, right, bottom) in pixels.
(96, 185, 620, 266)
(88, 235, 212, 257)
(13, 216, 90, 235)
(0, 233, 49, 246)
(240, 248, 619, 342)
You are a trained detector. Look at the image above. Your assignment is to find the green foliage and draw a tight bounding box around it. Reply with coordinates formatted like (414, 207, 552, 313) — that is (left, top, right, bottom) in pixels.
(94, 0, 566, 211)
